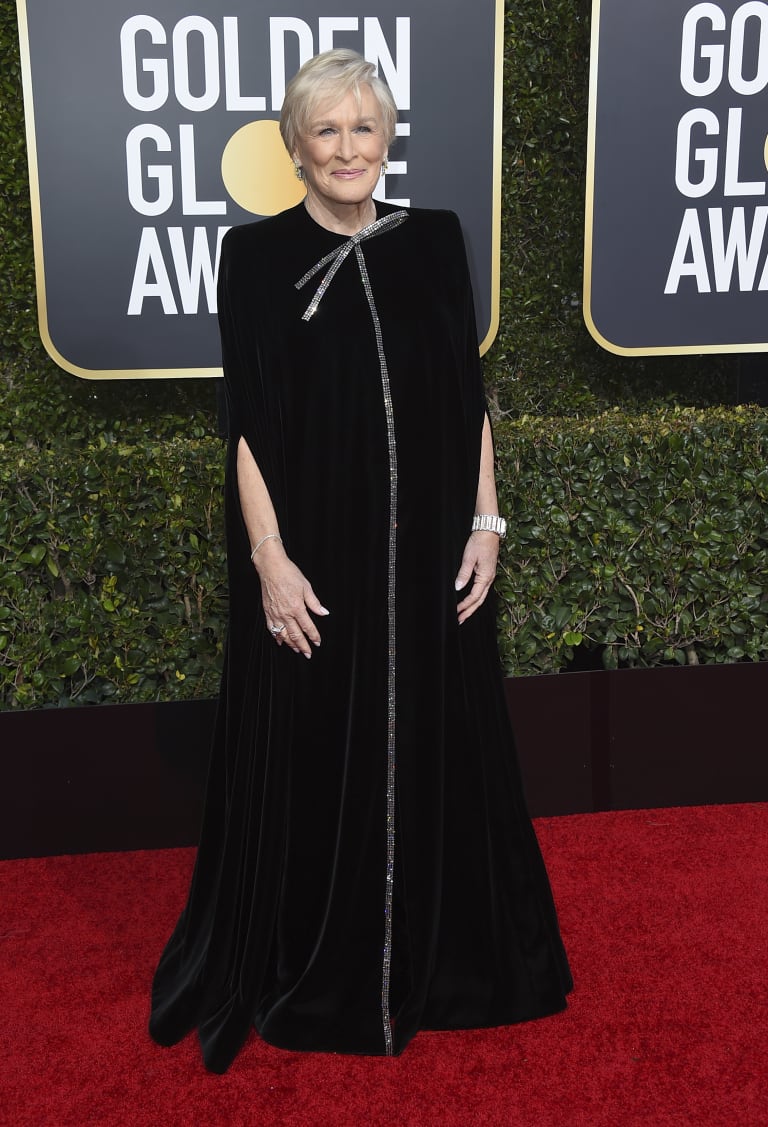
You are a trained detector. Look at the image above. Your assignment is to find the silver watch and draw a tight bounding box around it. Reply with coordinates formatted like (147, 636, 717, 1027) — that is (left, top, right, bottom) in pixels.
(472, 513, 507, 539)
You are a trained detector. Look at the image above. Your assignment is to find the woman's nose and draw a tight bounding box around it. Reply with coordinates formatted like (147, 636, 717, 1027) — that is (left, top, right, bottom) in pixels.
(336, 130, 355, 161)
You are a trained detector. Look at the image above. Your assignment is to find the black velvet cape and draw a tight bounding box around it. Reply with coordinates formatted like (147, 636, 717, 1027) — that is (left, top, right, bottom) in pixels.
(149, 201, 572, 1074)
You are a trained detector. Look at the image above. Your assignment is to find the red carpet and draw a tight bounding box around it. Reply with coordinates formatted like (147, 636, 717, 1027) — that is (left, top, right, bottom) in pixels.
(2, 804, 766, 1126)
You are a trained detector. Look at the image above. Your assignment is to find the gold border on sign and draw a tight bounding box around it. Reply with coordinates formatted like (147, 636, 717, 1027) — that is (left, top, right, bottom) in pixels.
(478, 0, 504, 358)
(16, 0, 223, 380)
(583, 0, 768, 356)
(18, 1, 504, 378)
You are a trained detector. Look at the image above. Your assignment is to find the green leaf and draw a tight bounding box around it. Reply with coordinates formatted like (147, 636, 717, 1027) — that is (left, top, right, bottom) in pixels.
(103, 539, 126, 565)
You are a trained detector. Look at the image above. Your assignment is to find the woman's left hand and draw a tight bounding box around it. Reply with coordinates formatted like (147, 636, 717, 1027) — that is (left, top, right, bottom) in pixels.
(454, 531, 500, 624)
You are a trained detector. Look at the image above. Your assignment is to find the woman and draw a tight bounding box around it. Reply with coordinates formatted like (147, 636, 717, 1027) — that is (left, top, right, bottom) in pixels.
(150, 49, 572, 1074)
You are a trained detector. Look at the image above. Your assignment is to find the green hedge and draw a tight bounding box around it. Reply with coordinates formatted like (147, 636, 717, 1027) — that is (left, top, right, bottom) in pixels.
(0, 437, 227, 708)
(2, 406, 766, 709)
(494, 406, 768, 674)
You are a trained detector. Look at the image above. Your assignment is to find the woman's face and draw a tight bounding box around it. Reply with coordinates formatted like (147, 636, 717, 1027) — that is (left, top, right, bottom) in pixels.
(293, 84, 388, 211)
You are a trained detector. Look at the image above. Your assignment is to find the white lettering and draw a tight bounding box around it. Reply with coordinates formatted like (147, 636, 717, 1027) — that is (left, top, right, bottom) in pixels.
(681, 3, 726, 96)
(680, 2, 768, 96)
(179, 125, 226, 215)
(122, 16, 411, 115)
(168, 226, 229, 313)
(724, 107, 765, 194)
(665, 206, 768, 293)
(121, 15, 168, 111)
(673, 109, 765, 199)
(364, 18, 411, 109)
(125, 125, 173, 217)
(675, 109, 720, 197)
(223, 17, 266, 111)
(125, 126, 226, 216)
(665, 209, 712, 293)
(729, 1, 768, 94)
(128, 227, 177, 314)
(128, 226, 230, 314)
(709, 205, 768, 289)
(270, 18, 314, 110)
(173, 17, 220, 112)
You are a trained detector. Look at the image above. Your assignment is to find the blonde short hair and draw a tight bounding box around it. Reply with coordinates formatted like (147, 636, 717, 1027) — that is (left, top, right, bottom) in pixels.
(280, 49, 398, 156)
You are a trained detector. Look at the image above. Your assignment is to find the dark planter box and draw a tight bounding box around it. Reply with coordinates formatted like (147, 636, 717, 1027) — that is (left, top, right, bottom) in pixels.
(1, 663, 766, 859)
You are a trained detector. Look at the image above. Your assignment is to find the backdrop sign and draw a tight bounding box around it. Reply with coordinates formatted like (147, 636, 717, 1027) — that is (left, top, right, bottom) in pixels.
(585, 0, 768, 354)
(17, 0, 502, 379)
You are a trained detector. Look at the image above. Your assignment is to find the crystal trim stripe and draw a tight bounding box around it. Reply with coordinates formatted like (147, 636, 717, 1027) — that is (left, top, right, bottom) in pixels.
(295, 210, 408, 1056)
(354, 243, 398, 1057)
(295, 211, 408, 322)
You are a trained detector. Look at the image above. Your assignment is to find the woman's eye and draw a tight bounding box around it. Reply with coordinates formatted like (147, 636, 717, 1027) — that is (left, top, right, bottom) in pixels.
(355, 125, 372, 134)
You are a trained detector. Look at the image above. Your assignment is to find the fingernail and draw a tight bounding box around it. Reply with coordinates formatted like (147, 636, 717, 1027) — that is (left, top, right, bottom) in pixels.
(313, 640, 321, 647)
(319, 606, 330, 615)
(454, 580, 462, 590)
(304, 652, 311, 660)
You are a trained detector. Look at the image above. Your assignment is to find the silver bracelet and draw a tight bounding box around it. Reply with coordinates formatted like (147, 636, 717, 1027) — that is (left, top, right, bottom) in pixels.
(250, 533, 282, 561)
(472, 513, 507, 539)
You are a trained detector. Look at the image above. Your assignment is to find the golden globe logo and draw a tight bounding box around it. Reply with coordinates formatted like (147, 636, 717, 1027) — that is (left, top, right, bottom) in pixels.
(19, 1, 501, 378)
(585, 0, 768, 353)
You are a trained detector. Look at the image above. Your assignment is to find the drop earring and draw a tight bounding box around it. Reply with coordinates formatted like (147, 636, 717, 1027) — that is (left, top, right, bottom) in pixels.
(294, 164, 304, 181)
(381, 158, 389, 176)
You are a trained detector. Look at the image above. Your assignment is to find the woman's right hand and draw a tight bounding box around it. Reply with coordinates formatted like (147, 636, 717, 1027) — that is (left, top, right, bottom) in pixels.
(252, 540, 329, 658)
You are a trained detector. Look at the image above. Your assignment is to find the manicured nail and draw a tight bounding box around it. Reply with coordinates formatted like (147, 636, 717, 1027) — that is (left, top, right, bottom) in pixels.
(319, 606, 330, 615)
(454, 580, 462, 590)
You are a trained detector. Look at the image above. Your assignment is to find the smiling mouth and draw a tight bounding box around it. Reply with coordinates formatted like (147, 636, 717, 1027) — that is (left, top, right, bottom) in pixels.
(332, 169, 366, 178)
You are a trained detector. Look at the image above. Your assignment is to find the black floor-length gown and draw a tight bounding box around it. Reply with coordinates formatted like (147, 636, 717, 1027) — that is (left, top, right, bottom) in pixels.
(149, 201, 572, 1074)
